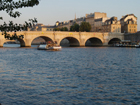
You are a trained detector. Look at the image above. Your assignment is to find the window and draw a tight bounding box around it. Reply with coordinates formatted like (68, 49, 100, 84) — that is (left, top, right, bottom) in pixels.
(134, 29, 136, 32)
(118, 28, 120, 32)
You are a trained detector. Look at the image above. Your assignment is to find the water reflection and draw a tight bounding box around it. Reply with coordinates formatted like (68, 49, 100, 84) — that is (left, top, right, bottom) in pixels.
(3, 44, 20, 48)
(3, 44, 38, 48)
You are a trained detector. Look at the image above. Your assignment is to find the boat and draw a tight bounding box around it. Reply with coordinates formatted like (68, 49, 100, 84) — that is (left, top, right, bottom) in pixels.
(135, 43, 140, 48)
(135, 45, 140, 48)
(114, 40, 140, 48)
(37, 41, 62, 51)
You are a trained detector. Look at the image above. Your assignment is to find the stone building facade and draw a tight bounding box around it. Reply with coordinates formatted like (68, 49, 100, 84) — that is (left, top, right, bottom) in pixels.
(55, 12, 138, 33)
(94, 17, 109, 32)
(120, 14, 137, 33)
(29, 23, 55, 31)
(102, 17, 121, 33)
(55, 17, 85, 31)
(85, 12, 107, 32)
(55, 21, 72, 30)
(29, 13, 138, 33)
(55, 12, 107, 32)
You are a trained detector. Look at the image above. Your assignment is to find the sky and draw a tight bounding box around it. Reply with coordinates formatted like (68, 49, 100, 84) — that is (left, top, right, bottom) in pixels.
(1, 0, 140, 31)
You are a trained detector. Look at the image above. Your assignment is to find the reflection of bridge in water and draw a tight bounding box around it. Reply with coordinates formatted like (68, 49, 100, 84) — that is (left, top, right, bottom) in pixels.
(0, 31, 124, 47)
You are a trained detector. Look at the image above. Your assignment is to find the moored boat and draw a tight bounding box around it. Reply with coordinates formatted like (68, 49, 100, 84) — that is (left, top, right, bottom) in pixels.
(135, 45, 140, 48)
(135, 42, 140, 48)
(37, 41, 62, 51)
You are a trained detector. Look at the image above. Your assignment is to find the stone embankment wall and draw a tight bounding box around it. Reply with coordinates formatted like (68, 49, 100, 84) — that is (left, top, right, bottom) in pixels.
(124, 32, 140, 43)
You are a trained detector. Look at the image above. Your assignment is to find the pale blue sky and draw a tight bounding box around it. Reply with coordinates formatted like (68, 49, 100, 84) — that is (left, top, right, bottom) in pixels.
(1, 0, 140, 31)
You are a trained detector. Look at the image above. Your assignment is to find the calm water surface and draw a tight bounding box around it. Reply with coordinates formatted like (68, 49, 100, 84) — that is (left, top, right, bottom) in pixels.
(0, 45, 140, 105)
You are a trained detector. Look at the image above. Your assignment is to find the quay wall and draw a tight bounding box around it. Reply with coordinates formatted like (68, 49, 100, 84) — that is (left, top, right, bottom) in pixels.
(124, 31, 140, 43)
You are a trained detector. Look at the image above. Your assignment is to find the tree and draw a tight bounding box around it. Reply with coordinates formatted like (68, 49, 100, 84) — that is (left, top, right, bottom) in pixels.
(0, 0, 40, 40)
(73, 23, 79, 32)
(53, 27, 60, 31)
(54, 27, 68, 31)
(70, 23, 79, 32)
(60, 27, 68, 31)
(70, 26, 74, 31)
(79, 22, 91, 32)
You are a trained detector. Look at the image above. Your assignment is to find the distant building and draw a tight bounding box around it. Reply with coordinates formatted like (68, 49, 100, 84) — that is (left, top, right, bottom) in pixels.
(29, 23, 55, 31)
(85, 12, 107, 32)
(46, 26, 55, 31)
(102, 17, 121, 33)
(55, 20, 73, 31)
(75, 17, 86, 25)
(55, 16, 86, 31)
(120, 14, 137, 33)
(55, 12, 107, 31)
(30, 13, 138, 33)
(94, 17, 109, 32)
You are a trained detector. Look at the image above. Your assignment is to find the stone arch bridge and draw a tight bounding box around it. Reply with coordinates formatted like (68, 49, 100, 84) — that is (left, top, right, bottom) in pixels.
(0, 31, 124, 47)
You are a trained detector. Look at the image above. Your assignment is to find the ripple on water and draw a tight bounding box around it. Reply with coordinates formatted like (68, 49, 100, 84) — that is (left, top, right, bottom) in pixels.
(0, 47, 140, 105)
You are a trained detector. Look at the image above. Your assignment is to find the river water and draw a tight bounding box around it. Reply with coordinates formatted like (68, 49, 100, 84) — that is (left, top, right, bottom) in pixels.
(0, 45, 140, 105)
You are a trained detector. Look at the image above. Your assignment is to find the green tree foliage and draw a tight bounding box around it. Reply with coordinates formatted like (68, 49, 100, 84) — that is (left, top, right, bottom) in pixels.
(70, 26, 74, 31)
(53, 27, 60, 31)
(0, 0, 39, 40)
(70, 23, 79, 32)
(60, 27, 68, 31)
(79, 22, 91, 32)
(54, 27, 68, 31)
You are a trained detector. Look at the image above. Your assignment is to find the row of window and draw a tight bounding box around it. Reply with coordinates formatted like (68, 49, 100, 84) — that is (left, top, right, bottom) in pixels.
(113, 29, 120, 32)
(129, 29, 136, 33)
(129, 26, 136, 28)
(47, 29, 53, 31)
(113, 27, 120, 29)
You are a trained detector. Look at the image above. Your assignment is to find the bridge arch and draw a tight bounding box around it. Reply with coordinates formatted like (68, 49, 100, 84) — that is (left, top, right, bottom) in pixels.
(108, 38, 121, 45)
(3, 40, 20, 47)
(85, 37, 103, 47)
(60, 37, 80, 47)
(31, 36, 54, 45)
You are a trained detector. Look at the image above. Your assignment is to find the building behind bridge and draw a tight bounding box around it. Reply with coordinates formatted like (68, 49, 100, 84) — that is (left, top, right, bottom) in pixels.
(55, 12, 137, 34)
(120, 14, 137, 33)
(28, 12, 137, 34)
(29, 23, 55, 31)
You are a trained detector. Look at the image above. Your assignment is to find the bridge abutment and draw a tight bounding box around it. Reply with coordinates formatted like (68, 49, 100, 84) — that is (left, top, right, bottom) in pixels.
(0, 41, 4, 47)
